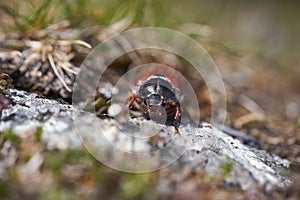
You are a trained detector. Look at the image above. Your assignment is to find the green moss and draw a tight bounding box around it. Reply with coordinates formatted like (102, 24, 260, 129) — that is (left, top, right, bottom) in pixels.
(64, 149, 86, 162)
(0, 182, 9, 198)
(89, 158, 108, 184)
(1, 130, 21, 151)
(7, 167, 19, 182)
(204, 174, 215, 182)
(220, 158, 234, 178)
(120, 173, 149, 200)
(34, 126, 43, 142)
(43, 151, 64, 178)
(202, 159, 234, 185)
(22, 153, 32, 163)
(43, 148, 91, 179)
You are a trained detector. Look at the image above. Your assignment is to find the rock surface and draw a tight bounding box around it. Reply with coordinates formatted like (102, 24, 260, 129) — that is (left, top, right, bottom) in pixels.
(0, 89, 291, 193)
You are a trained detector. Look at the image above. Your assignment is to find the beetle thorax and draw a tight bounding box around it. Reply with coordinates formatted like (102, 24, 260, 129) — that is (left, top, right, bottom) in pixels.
(136, 74, 179, 103)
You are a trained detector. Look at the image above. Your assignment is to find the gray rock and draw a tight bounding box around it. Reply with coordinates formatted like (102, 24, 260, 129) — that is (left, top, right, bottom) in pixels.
(0, 89, 291, 192)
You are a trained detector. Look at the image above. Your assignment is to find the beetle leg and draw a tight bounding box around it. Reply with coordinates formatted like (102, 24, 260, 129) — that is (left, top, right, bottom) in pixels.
(169, 101, 177, 107)
(173, 104, 181, 134)
(164, 101, 181, 134)
(127, 94, 138, 108)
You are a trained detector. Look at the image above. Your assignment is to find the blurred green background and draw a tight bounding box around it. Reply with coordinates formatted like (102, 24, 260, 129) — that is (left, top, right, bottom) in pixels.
(1, 0, 299, 68)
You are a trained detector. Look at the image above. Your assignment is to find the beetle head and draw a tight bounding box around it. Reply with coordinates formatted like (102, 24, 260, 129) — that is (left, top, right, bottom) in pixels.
(145, 94, 163, 107)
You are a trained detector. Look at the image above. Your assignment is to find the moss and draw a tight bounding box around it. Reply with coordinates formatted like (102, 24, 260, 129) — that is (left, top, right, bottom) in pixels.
(64, 149, 87, 163)
(89, 158, 108, 184)
(204, 174, 215, 182)
(0, 182, 9, 198)
(43, 149, 91, 179)
(22, 153, 32, 163)
(43, 151, 65, 179)
(7, 167, 19, 182)
(220, 159, 234, 178)
(120, 173, 150, 200)
(295, 116, 300, 127)
(34, 126, 43, 142)
(1, 130, 21, 151)
(0, 162, 21, 198)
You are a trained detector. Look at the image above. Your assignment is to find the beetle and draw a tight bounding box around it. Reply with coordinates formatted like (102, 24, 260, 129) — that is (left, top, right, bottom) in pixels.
(127, 68, 182, 133)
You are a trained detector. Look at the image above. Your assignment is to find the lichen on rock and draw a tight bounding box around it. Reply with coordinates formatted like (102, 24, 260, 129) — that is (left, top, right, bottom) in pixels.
(0, 89, 292, 194)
